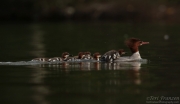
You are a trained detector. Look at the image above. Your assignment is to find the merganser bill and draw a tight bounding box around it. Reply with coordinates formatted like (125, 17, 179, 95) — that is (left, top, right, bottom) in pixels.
(115, 38, 149, 62)
(101, 49, 125, 62)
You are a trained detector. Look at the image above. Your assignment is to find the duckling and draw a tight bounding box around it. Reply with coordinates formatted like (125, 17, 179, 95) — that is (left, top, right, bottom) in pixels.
(93, 52, 101, 61)
(31, 58, 49, 62)
(84, 51, 93, 59)
(101, 49, 125, 62)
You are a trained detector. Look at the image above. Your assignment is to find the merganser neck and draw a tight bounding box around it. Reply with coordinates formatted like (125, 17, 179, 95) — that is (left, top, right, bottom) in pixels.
(130, 51, 142, 60)
(130, 47, 139, 53)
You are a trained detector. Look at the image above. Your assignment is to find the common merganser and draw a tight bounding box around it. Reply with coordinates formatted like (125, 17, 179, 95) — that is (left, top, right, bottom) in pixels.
(101, 49, 125, 62)
(115, 38, 149, 61)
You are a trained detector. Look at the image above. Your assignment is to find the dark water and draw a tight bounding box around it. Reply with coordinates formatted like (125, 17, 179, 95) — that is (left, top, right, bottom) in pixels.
(0, 22, 180, 104)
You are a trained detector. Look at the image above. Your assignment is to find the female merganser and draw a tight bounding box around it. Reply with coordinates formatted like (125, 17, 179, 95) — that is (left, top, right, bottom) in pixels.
(101, 49, 125, 62)
(115, 38, 149, 61)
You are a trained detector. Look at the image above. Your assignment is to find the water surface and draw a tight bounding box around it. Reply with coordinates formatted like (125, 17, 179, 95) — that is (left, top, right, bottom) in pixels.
(0, 22, 179, 104)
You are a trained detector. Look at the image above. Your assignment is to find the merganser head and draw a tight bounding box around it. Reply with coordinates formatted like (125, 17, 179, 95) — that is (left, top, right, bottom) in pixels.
(93, 52, 101, 61)
(118, 49, 126, 55)
(125, 38, 149, 53)
(78, 52, 85, 59)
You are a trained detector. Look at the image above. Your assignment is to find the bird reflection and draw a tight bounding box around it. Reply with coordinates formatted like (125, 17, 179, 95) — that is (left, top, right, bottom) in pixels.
(29, 61, 146, 98)
(36, 61, 144, 71)
(102, 61, 142, 86)
(36, 61, 143, 87)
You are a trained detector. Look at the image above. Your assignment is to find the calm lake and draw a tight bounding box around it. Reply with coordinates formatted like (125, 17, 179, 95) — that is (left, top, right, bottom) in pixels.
(0, 22, 179, 104)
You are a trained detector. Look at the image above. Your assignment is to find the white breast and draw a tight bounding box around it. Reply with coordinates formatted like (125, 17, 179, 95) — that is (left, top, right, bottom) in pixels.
(130, 51, 142, 60)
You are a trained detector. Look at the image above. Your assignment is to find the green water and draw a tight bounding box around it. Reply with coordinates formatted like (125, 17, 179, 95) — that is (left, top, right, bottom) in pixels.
(0, 22, 179, 104)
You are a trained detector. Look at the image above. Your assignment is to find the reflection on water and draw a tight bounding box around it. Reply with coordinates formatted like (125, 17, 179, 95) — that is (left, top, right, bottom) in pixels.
(32, 61, 144, 104)
(29, 67, 50, 104)
(0, 22, 180, 104)
(36, 61, 144, 70)
(36, 61, 143, 87)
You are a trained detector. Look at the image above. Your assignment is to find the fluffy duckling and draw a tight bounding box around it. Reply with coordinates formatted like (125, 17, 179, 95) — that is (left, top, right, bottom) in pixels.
(84, 51, 93, 59)
(31, 58, 49, 62)
(101, 49, 125, 62)
(93, 52, 101, 61)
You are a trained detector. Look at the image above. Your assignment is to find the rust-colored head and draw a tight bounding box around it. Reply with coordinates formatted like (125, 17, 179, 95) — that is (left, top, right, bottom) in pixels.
(125, 38, 149, 53)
